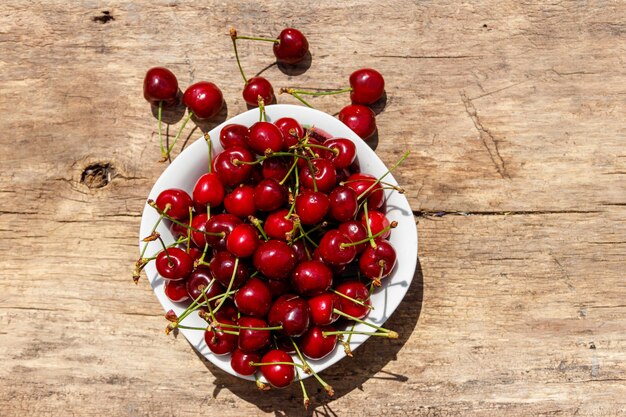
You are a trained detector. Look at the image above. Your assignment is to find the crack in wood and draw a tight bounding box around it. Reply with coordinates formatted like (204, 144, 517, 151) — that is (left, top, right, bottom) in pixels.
(372, 54, 479, 59)
(413, 209, 601, 218)
(460, 91, 510, 179)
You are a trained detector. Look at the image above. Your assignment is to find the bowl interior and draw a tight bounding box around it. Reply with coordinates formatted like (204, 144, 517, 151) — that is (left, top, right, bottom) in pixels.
(139, 104, 417, 381)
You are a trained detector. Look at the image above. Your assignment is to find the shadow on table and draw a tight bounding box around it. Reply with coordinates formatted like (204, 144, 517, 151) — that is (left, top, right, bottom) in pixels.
(191, 256, 424, 416)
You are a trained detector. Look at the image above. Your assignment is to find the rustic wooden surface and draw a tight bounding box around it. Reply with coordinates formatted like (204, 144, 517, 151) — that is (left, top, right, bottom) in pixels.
(1, 1, 625, 416)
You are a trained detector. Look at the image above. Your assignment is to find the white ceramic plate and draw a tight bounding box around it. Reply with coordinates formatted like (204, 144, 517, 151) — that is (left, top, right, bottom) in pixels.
(139, 104, 417, 381)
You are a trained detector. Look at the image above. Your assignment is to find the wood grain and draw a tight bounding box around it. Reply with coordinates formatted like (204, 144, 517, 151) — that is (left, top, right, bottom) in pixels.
(0, 1, 624, 416)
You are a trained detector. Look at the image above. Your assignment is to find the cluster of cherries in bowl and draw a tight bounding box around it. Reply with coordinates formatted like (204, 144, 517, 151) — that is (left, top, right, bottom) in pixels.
(135, 104, 402, 404)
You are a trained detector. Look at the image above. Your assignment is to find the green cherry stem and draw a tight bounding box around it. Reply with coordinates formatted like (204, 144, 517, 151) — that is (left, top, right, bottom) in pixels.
(213, 257, 239, 314)
(248, 216, 269, 241)
(332, 308, 394, 333)
(279, 88, 314, 108)
(330, 289, 373, 310)
(186, 207, 193, 252)
(282, 87, 353, 97)
(205, 133, 213, 173)
(162, 111, 194, 162)
(357, 150, 410, 201)
(290, 338, 334, 396)
(362, 201, 376, 248)
(157, 101, 166, 159)
(297, 373, 310, 410)
(322, 330, 398, 339)
(235, 35, 279, 44)
(148, 200, 224, 237)
(339, 220, 397, 249)
(229, 28, 248, 84)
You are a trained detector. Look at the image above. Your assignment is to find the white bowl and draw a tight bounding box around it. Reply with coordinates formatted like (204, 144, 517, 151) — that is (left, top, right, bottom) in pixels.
(139, 104, 417, 382)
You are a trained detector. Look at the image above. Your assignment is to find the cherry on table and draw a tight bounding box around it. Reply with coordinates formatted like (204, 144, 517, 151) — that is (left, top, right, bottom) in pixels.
(268, 294, 311, 337)
(273, 28, 309, 64)
(143, 67, 179, 107)
(243, 76, 275, 107)
(259, 349, 295, 389)
(155, 247, 194, 280)
(183, 81, 224, 119)
(155, 188, 193, 220)
(234, 277, 272, 317)
(338, 104, 377, 140)
(349, 68, 385, 105)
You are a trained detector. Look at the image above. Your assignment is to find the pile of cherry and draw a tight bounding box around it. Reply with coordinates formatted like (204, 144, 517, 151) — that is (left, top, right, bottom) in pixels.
(137, 27, 401, 408)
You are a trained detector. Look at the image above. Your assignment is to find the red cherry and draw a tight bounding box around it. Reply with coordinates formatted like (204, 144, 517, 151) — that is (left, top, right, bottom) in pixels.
(299, 158, 337, 193)
(291, 240, 312, 264)
(212, 300, 239, 323)
(219, 123, 250, 150)
(338, 104, 377, 140)
(335, 281, 370, 319)
(164, 278, 190, 303)
(209, 251, 250, 289)
(155, 247, 193, 280)
(183, 81, 223, 119)
(323, 138, 356, 169)
(234, 277, 272, 317)
(189, 212, 208, 248)
(205, 318, 238, 355)
(253, 240, 297, 280)
(268, 294, 311, 337)
(205, 213, 242, 250)
(291, 260, 333, 296)
(317, 229, 356, 266)
(299, 325, 337, 360)
(224, 185, 256, 218)
(243, 76, 275, 107)
(247, 121, 284, 155)
(345, 173, 385, 210)
(192, 172, 225, 209)
(338, 220, 368, 254)
(361, 210, 391, 239)
(273, 28, 309, 64)
(213, 146, 255, 187)
(155, 188, 193, 220)
(261, 156, 290, 181)
(307, 292, 341, 326)
(254, 178, 287, 212)
(186, 268, 225, 302)
(328, 186, 358, 222)
(169, 220, 188, 241)
(143, 67, 178, 106)
(274, 117, 304, 148)
(231, 349, 261, 376)
(237, 316, 271, 352)
(266, 278, 293, 299)
(359, 239, 397, 281)
(295, 190, 330, 225)
(259, 349, 295, 388)
(312, 247, 346, 275)
(349, 68, 385, 105)
(264, 209, 295, 241)
(226, 223, 260, 258)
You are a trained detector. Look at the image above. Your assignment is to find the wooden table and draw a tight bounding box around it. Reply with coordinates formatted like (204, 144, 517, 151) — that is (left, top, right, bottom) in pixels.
(1, 2, 624, 416)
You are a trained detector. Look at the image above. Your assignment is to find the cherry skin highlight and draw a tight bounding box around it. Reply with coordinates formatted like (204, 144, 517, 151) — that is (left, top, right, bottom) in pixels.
(273, 28, 309, 64)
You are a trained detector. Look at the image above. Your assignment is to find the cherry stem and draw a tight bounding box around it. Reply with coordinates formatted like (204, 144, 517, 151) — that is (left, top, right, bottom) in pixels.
(254, 373, 270, 391)
(322, 330, 398, 339)
(330, 289, 373, 310)
(139, 207, 170, 259)
(213, 257, 239, 314)
(148, 200, 224, 237)
(279, 156, 299, 186)
(298, 142, 339, 156)
(362, 201, 376, 248)
(332, 308, 394, 333)
(157, 101, 166, 159)
(175, 280, 220, 324)
(156, 235, 174, 266)
(282, 87, 352, 97)
(176, 325, 210, 331)
(305, 157, 318, 192)
(280, 88, 314, 108)
(230, 28, 248, 84)
(297, 373, 310, 410)
(216, 323, 283, 331)
(339, 221, 397, 248)
(296, 222, 318, 248)
(205, 133, 213, 173)
(186, 207, 193, 252)
(235, 35, 280, 44)
(292, 221, 326, 244)
(258, 97, 266, 122)
(341, 179, 405, 193)
(197, 242, 211, 266)
(163, 111, 194, 161)
(248, 216, 269, 241)
(250, 361, 301, 368)
(357, 150, 410, 201)
(290, 338, 334, 396)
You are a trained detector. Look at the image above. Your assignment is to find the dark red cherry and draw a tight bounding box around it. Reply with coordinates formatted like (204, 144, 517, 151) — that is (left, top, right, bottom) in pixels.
(224, 185, 256, 218)
(190, 212, 208, 248)
(317, 229, 356, 266)
(213, 146, 255, 187)
(261, 156, 290, 181)
(266, 278, 292, 299)
(254, 178, 287, 212)
(253, 240, 297, 280)
(338, 104, 377, 140)
(295, 190, 330, 225)
(143, 67, 178, 106)
(349, 68, 385, 105)
(155, 247, 193, 280)
(264, 209, 295, 241)
(338, 220, 368, 254)
(291, 260, 333, 296)
(243, 76, 275, 107)
(219, 123, 250, 150)
(299, 158, 337, 193)
(328, 186, 358, 222)
(155, 188, 193, 220)
(186, 268, 225, 302)
(205, 213, 242, 250)
(268, 294, 311, 337)
(307, 292, 341, 326)
(299, 325, 337, 360)
(312, 247, 347, 275)
(359, 239, 397, 281)
(212, 300, 239, 323)
(335, 281, 370, 319)
(183, 81, 223, 119)
(231, 349, 261, 376)
(361, 210, 391, 239)
(247, 121, 284, 155)
(273, 28, 309, 64)
(323, 138, 356, 169)
(274, 117, 304, 148)
(259, 349, 295, 388)
(226, 223, 260, 258)
(238, 316, 271, 352)
(205, 318, 238, 355)
(209, 250, 250, 289)
(291, 240, 312, 264)
(192, 172, 225, 209)
(169, 220, 189, 241)
(164, 278, 190, 303)
(345, 173, 385, 210)
(234, 277, 272, 317)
